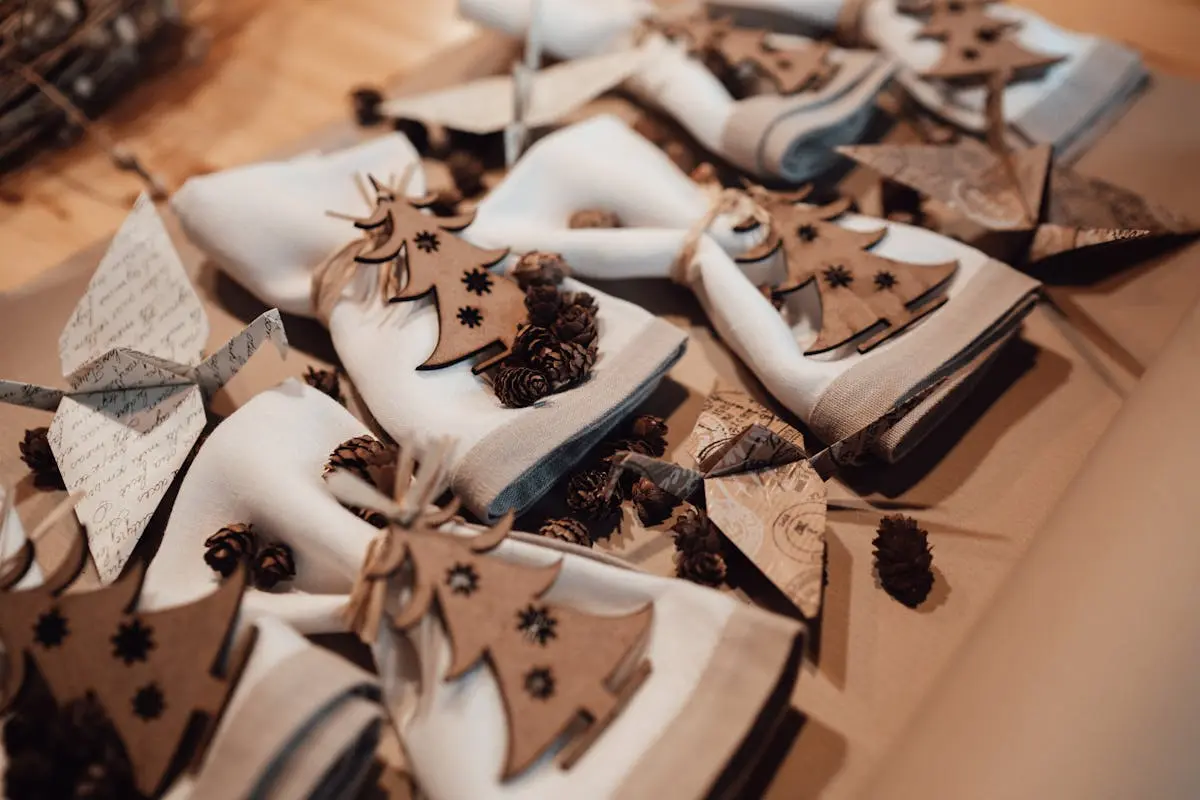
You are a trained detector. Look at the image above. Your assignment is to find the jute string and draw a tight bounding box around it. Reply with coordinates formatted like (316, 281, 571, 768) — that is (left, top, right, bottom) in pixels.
(671, 184, 771, 285)
(311, 164, 417, 323)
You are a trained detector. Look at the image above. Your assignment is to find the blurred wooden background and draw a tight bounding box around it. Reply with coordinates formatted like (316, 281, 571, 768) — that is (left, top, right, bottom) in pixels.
(1, 0, 1198, 291)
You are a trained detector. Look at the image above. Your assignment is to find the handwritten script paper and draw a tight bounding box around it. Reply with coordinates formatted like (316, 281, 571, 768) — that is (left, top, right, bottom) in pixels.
(0, 195, 288, 583)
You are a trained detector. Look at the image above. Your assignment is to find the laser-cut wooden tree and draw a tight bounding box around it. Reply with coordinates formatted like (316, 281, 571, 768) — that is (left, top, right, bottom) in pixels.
(0, 504, 250, 797)
(736, 185, 958, 355)
(665, 12, 835, 95)
(328, 440, 653, 780)
(900, 0, 1063, 83)
(352, 178, 525, 374)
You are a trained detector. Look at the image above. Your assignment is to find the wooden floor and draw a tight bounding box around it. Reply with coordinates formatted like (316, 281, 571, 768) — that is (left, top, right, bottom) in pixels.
(1, 0, 1199, 291)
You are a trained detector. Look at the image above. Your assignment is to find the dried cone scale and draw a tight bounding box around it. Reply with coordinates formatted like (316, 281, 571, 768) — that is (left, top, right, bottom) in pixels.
(537, 517, 593, 548)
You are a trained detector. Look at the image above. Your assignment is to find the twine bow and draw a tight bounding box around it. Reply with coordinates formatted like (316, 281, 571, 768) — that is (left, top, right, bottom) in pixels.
(312, 165, 418, 324)
(671, 182, 772, 285)
(327, 438, 463, 644)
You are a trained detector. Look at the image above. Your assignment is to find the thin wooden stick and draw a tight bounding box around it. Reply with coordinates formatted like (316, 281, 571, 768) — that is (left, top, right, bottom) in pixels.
(10, 62, 168, 199)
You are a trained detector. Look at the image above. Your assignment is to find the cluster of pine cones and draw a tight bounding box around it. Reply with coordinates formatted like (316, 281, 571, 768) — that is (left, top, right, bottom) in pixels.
(491, 252, 600, 408)
(536, 414, 673, 548)
(670, 506, 728, 587)
(204, 523, 296, 590)
(4, 674, 143, 800)
(323, 435, 400, 526)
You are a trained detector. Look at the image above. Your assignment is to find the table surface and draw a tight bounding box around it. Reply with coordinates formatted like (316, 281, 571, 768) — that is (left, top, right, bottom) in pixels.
(1, 0, 1199, 292)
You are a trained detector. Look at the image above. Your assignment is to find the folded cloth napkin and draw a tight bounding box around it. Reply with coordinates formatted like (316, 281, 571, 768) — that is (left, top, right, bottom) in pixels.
(172, 136, 686, 522)
(462, 114, 1040, 461)
(143, 381, 805, 799)
(459, 0, 896, 182)
(165, 616, 382, 800)
(720, 0, 1147, 159)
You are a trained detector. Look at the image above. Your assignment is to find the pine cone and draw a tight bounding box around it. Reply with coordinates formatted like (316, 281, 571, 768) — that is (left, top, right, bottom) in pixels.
(628, 415, 668, 457)
(568, 209, 621, 229)
(18, 427, 65, 491)
(303, 366, 343, 405)
(203, 523, 257, 578)
(632, 477, 675, 526)
(560, 290, 597, 314)
(524, 283, 562, 327)
(671, 507, 721, 555)
(537, 517, 592, 548)
(565, 469, 620, 522)
(493, 366, 551, 408)
(599, 437, 653, 465)
(873, 515, 934, 608)
(447, 150, 486, 197)
(529, 339, 595, 392)
(324, 436, 398, 526)
(511, 252, 569, 290)
(676, 550, 727, 586)
(551, 303, 598, 347)
(511, 325, 558, 365)
(253, 542, 296, 590)
(350, 86, 384, 127)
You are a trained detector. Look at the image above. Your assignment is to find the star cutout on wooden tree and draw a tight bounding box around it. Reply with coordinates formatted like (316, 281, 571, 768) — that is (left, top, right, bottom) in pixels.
(516, 605, 558, 646)
(414, 231, 440, 253)
(462, 268, 494, 296)
(445, 563, 480, 595)
(523, 667, 555, 700)
(111, 618, 155, 665)
(132, 683, 165, 720)
(34, 607, 68, 648)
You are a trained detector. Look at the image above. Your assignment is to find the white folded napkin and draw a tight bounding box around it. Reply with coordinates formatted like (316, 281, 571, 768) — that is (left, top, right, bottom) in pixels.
(173, 137, 686, 522)
(167, 616, 382, 800)
(463, 114, 1040, 459)
(721, 0, 1146, 158)
(144, 381, 805, 799)
(459, 0, 896, 181)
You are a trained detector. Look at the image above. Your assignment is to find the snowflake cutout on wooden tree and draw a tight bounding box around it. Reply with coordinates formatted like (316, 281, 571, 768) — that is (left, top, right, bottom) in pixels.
(111, 618, 155, 665)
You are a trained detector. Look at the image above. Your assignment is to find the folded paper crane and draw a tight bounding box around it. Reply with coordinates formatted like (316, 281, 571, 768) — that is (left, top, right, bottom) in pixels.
(607, 379, 958, 619)
(0, 195, 288, 583)
(838, 137, 1198, 264)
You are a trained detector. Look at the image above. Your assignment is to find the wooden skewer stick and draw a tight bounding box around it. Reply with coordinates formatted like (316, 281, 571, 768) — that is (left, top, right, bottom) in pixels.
(10, 62, 168, 200)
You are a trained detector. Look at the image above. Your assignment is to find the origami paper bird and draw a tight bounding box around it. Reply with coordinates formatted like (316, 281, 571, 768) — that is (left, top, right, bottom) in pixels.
(838, 138, 1198, 264)
(0, 195, 288, 583)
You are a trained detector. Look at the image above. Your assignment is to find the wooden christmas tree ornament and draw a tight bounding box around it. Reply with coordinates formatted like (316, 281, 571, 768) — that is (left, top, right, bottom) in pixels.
(664, 12, 836, 95)
(327, 438, 653, 780)
(352, 176, 526, 374)
(900, 0, 1063, 84)
(735, 184, 958, 354)
(0, 497, 252, 797)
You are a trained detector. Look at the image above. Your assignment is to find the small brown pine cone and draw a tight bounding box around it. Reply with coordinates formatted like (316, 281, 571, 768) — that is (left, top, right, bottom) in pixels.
(632, 477, 675, 526)
(350, 86, 384, 127)
(204, 523, 258, 578)
(18, 427, 65, 490)
(253, 542, 296, 590)
(560, 290, 597, 314)
(671, 507, 721, 555)
(303, 366, 343, 405)
(524, 283, 562, 327)
(447, 150, 486, 197)
(325, 436, 398, 526)
(493, 366, 551, 408)
(873, 515, 934, 608)
(511, 325, 558, 365)
(676, 550, 727, 586)
(324, 436, 397, 489)
(531, 340, 595, 391)
(568, 209, 622, 229)
(537, 517, 592, 548)
(628, 415, 668, 457)
(511, 252, 569, 290)
(552, 303, 598, 347)
(565, 469, 621, 522)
